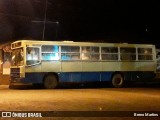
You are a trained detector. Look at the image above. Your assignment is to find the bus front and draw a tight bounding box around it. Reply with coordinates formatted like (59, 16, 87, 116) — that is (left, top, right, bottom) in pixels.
(9, 41, 26, 87)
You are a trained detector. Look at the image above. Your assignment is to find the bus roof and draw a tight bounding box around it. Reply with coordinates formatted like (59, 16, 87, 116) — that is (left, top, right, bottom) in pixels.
(12, 40, 155, 48)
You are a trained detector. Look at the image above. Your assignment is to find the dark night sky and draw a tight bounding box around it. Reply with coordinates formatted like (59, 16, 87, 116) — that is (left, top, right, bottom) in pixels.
(0, 0, 160, 47)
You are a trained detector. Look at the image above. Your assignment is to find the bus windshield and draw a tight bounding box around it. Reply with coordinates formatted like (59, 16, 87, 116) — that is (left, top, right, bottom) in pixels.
(26, 47, 40, 66)
(11, 48, 24, 66)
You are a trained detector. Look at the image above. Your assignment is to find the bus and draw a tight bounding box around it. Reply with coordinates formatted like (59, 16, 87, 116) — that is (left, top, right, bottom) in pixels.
(9, 40, 157, 88)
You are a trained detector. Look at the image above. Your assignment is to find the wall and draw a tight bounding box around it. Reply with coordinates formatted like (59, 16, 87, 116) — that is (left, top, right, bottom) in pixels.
(0, 43, 11, 85)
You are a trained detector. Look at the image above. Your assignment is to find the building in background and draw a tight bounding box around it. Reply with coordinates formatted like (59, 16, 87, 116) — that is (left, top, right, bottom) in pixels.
(0, 42, 11, 85)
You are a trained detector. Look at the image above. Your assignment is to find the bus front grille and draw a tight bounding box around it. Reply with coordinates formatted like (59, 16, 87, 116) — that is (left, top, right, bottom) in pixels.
(11, 68, 20, 78)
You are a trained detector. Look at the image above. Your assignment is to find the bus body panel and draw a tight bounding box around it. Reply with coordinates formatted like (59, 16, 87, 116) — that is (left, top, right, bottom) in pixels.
(10, 40, 157, 87)
(61, 62, 82, 72)
(23, 72, 44, 83)
(82, 62, 101, 72)
(12, 71, 155, 84)
(25, 61, 156, 73)
(41, 61, 61, 72)
(127, 71, 155, 81)
(21, 72, 112, 83)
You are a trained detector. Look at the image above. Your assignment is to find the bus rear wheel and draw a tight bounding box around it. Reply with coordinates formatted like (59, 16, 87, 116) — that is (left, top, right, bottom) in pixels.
(112, 73, 124, 88)
(44, 74, 58, 89)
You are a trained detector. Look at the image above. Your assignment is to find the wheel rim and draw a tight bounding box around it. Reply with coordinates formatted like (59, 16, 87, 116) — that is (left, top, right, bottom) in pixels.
(114, 77, 122, 85)
(112, 74, 123, 87)
(44, 75, 57, 89)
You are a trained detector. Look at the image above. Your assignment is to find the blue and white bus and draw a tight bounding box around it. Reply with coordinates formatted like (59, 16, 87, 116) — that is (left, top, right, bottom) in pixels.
(10, 40, 157, 88)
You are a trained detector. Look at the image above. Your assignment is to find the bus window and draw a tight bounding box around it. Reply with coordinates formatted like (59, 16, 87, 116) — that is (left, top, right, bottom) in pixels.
(102, 54, 118, 60)
(12, 48, 24, 66)
(101, 47, 118, 60)
(42, 53, 59, 60)
(61, 46, 79, 52)
(42, 45, 59, 60)
(101, 47, 118, 53)
(61, 53, 80, 60)
(120, 47, 136, 60)
(81, 47, 100, 60)
(82, 46, 99, 53)
(82, 46, 90, 53)
(138, 48, 153, 60)
(81, 53, 90, 60)
(91, 54, 99, 60)
(138, 48, 152, 54)
(138, 55, 153, 60)
(26, 47, 40, 66)
(61, 46, 80, 60)
(42, 45, 59, 52)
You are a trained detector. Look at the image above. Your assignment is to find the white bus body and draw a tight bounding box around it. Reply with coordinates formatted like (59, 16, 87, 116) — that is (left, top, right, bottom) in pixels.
(10, 40, 157, 88)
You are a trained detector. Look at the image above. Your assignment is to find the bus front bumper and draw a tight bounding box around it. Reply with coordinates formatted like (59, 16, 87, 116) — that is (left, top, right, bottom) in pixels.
(10, 77, 32, 86)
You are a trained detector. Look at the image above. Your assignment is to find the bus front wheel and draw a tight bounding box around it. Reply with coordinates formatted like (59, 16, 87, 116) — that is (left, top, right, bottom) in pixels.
(112, 73, 124, 88)
(44, 74, 58, 89)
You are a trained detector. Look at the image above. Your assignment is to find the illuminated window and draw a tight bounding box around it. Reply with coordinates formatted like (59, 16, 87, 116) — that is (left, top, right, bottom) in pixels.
(61, 46, 80, 60)
(26, 47, 40, 65)
(42, 45, 59, 60)
(42, 53, 59, 60)
(81, 46, 100, 60)
(61, 46, 79, 52)
(61, 53, 80, 60)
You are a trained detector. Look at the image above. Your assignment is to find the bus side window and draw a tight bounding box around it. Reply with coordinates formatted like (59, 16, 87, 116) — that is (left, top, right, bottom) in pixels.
(61, 46, 80, 61)
(101, 47, 118, 60)
(42, 45, 59, 60)
(138, 48, 153, 60)
(81, 46, 100, 60)
(120, 47, 136, 60)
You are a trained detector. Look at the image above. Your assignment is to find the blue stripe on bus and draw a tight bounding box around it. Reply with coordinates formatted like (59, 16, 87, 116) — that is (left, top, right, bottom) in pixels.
(22, 71, 155, 84)
(59, 72, 113, 82)
(23, 72, 113, 83)
(22, 73, 44, 83)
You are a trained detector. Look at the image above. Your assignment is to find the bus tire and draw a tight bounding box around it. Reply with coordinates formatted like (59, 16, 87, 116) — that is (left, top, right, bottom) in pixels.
(44, 74, 58, 89)
(112, 73, 124, 88)
(9, 85, 13, 89)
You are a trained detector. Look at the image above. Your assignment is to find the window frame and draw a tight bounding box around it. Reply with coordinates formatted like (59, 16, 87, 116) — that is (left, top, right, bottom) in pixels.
(26, 46, 41, 66)
(120, 47, 136, 61)
(61, 46, 80, 61)
(137, 48, 153, 61)
(81, 46, 100, 61)
(101, 47, 118, 61)
(41, 45, 60, 61)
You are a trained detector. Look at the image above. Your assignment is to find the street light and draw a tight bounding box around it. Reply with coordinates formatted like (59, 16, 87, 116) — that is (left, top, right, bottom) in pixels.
(32, 0, 59, 40)
(55, 21, 59, 40)
(42, 0, 59, 40)
(32, 20, 59, 40)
